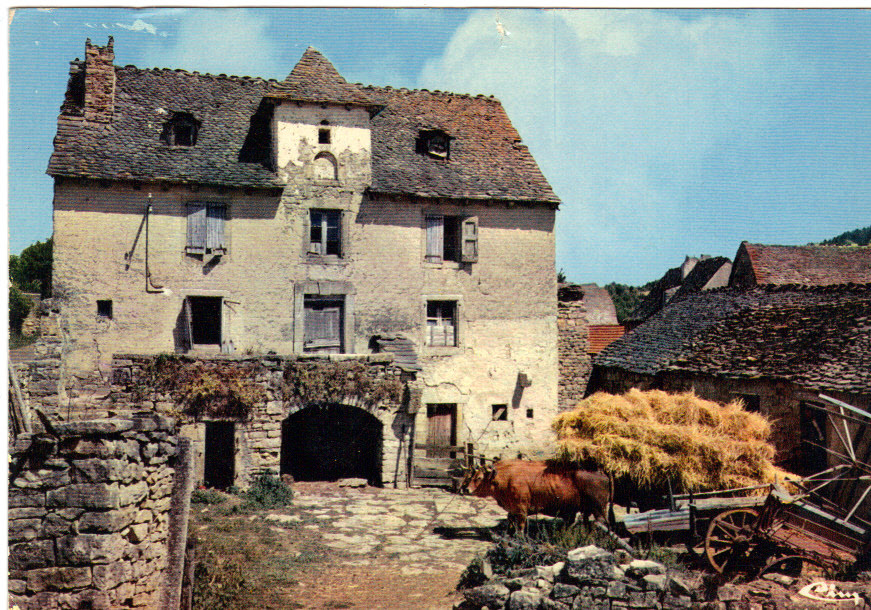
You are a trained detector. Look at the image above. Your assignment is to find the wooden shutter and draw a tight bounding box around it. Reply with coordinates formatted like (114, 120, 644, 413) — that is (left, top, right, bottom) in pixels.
(304, 299, 343, 353)
(460, 216, 478, 263)
(181, 298, 193, 352)
(425, 216, 444, 263)
(206, 204, 226, 253)
(186, 204, 206, 254)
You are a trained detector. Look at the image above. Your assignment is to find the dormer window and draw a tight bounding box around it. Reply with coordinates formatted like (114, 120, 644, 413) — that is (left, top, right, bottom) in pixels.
(318, 120, 331, 144)
(416, 129, 452, 159)
(161, 112, 200, 147)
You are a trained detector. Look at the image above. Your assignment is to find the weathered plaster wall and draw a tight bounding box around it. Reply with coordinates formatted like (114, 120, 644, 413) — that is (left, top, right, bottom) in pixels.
(8, 415, 183, 610)
(53, 174, 559, 456)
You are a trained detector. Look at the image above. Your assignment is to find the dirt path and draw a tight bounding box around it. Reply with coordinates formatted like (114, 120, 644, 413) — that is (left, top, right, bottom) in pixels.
(193, 482, 506, 609)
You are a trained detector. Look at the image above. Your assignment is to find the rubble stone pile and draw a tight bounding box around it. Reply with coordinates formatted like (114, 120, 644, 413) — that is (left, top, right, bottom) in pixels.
(458, 545, 703, 610)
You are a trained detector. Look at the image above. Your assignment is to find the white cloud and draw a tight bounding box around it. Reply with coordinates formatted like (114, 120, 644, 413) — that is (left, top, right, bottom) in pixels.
(419, 9, 797, 283)
(116, 19, 158, 36)
(139, 9, 283, 78)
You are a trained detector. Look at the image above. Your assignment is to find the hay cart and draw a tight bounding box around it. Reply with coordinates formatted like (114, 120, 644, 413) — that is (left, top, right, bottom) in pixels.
(623, 394, 871, 576)
(699, 394, 871, 575)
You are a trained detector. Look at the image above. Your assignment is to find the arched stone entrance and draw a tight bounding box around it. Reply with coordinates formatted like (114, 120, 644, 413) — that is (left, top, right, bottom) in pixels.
(281, 404, 383, 486)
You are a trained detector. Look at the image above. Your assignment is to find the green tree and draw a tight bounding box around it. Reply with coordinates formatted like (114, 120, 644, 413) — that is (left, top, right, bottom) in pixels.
(9, 283, 32, 333)
(819, 225, 871, 246)
(9, 237, 52, 298)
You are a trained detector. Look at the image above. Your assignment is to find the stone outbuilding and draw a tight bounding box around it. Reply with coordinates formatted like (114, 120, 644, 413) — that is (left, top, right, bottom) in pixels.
(39, 39, 562, 488)
(589, 284, 871, 474)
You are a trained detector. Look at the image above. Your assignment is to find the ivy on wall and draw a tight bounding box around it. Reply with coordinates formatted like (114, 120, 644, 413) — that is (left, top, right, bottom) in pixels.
(139, 355, 267, 420)
(281, 359, 403, 409)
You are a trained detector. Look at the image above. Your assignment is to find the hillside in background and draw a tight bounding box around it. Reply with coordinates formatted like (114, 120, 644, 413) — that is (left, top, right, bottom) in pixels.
(605, 281, 655, 323)
(818, 225, 871, 246)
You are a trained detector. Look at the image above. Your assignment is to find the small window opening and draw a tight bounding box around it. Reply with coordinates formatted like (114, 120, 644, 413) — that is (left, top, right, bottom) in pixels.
(492, 404, 508, 421)
(97, 299, 113, 319)
(161, 112, 200, 147)
(416, 129, 451, 159)
(318, 121, 331, 144)
(188, 296, 222, 346)
(309, 209, 342, 256)
(426, 301, 457, 347)
(733, 393, 760, 413)
(526, 409, 534, 419)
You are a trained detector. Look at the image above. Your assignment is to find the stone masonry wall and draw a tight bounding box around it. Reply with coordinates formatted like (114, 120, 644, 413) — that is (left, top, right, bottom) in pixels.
(109, 353, 418, 488)
(558, 289, 591, 411)
(8, 414, 181, 610)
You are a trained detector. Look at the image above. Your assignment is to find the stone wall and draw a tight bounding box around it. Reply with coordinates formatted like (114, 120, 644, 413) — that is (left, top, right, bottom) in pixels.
(109, 353, 418, 488)
(460, 545, 700, 610)
(558, 286, 591, 411)
(8, 414, 184, 610)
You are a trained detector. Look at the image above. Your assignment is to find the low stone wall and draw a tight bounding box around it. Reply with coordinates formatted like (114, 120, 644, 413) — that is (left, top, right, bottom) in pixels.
(8, 414, 184, 610)
(109, 353, 419, 488)
(459, 545, 699, 610)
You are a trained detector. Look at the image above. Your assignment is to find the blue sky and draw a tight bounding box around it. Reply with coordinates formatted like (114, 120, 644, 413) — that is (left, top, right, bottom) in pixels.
(8, 8, 871, 285)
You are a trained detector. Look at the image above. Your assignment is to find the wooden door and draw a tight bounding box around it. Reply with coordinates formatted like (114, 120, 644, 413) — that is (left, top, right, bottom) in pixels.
(204, 422, 235, 490)
(426, 404, 456, 458)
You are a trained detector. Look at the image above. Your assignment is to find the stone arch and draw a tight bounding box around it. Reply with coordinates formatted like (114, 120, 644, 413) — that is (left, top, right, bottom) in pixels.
(281, 403, 383, 485)
(313, 151, 338, 181)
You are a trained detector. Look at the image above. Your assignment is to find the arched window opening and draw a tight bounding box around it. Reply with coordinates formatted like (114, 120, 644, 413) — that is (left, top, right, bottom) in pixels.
(313, 151, 338, 181)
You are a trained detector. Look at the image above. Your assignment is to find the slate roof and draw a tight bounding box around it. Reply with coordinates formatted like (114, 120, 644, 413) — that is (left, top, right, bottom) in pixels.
(671, 256, 731, 301)
(579, 283, 619, 325)
(737, 242, 871, 286)
(372, 335, 421, 372)
(47, 47, 559, 204)
(268, 47, 378, 108)
(625, 267, 683, 323)
(594, 285, 871, 394)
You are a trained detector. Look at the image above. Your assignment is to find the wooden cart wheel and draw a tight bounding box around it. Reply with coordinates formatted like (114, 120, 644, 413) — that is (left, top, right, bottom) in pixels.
(704, 508, 759, 573)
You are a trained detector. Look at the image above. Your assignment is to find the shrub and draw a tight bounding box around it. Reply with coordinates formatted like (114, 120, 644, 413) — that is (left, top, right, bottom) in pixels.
(241, 472, 293, 511)
(9, 284, 31, 334)
(191, 489, 226, 505)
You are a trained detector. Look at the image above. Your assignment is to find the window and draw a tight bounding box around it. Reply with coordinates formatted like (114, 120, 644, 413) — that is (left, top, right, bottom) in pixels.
(183, 296, 222, 348)
(733, 393, 761, 413)
(492, 404, 508, 421)
(161, 112, 200, 147)
(304, 296, 344, 353)
(425, 215, 478, 264)
(318, 121, 331, 144)
(416, 129, 452, 159)
(526, 409, 534, 419)
(186, 203, 226, 255)
(309, 210, 341, 256)
(313, 152, 338, 181)
(97, 300, 113, 319)
(426, 300, 457, 347)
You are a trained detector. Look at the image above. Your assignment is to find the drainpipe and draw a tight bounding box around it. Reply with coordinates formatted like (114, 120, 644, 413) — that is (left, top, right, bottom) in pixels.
(145, 193, 166, 294)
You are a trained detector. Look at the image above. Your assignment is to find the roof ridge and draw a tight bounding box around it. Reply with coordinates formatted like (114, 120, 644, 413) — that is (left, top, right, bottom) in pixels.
(117, 64, 279, 85)
(358, 83, 500, 103)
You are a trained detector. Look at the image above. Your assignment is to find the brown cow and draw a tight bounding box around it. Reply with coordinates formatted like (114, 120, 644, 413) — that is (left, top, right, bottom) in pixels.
(461, 459, 612, 534)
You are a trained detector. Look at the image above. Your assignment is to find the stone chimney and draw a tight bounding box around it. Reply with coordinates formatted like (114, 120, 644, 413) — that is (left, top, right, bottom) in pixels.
(83, 37, 115, 123)
(681, 256, 699, 280)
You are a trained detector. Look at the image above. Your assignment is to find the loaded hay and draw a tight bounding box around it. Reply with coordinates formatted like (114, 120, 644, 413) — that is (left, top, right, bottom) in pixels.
(552, 389, 785, 493)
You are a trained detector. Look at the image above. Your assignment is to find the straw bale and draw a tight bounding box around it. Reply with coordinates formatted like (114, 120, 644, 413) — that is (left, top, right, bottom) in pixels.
(552, 389, 784, 492)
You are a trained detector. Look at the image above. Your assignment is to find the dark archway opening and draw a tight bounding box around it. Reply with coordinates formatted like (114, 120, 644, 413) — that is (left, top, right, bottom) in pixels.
(281, 404, 382, 486)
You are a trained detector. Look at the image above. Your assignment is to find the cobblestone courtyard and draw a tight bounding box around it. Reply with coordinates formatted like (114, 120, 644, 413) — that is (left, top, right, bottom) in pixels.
(195, 481, 507, 609)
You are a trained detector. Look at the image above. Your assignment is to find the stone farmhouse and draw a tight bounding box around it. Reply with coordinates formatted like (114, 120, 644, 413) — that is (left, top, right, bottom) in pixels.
(589, 243, 871, 476)
(41, 38, 561, 488)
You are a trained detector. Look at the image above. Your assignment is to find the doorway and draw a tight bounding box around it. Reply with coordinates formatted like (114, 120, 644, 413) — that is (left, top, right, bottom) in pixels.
(281, 405, 382, 485)
(204, 421, 235, 489)
(426, 403, 457, 458)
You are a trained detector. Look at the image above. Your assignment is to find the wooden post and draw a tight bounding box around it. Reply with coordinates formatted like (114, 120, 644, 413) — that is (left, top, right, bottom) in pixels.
(465, 442, 474, 469)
